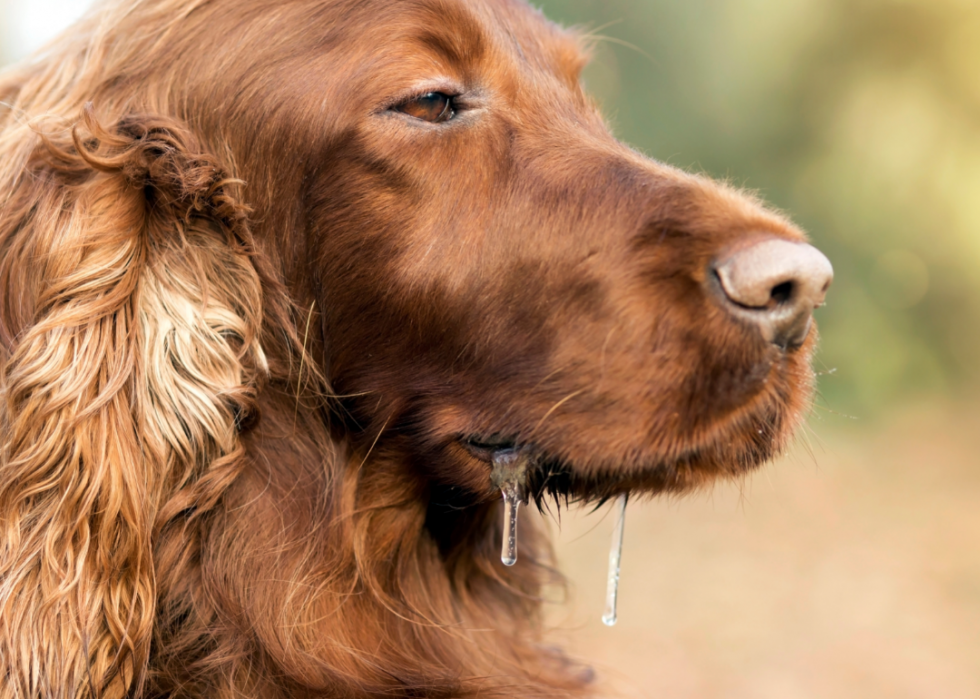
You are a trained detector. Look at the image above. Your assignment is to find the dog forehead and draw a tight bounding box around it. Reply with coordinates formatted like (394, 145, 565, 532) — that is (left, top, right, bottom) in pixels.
(229, 0, 592, 154)
(165, 0, 590, 140)
(324, 0, 588, 88)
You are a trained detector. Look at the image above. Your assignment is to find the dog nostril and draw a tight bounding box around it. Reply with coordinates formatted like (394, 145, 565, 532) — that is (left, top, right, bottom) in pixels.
(769, 281, 794, 306)
(713, 237, 833, 349)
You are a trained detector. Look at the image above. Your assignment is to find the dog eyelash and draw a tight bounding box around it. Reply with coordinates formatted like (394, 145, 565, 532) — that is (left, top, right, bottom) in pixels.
(393, 92, 458, 123)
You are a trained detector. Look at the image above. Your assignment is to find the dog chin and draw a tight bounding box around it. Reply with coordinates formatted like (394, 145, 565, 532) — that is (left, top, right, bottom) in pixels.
(528, 389, 802, 505)
(460, 421, 785, 506)
(529, 443, 778, 506)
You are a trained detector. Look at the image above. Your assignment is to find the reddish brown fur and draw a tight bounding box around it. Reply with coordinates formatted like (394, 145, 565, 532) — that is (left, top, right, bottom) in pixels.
(0, 0, 818, 696)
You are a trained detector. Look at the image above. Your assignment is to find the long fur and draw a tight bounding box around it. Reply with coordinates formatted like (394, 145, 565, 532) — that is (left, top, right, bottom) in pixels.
(0, 105, 285, 695)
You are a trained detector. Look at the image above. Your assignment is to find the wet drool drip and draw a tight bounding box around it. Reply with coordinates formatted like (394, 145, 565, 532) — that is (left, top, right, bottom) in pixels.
(490, 449, 531, 567)
(602, 493, 628, 626)
(499, 480, 521, 566)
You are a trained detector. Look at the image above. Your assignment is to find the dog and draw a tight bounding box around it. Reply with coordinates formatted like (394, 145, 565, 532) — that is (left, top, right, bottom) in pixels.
(0, 0, 832, 696)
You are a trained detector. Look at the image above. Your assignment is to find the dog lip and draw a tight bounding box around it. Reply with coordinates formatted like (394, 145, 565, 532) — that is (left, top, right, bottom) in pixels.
(459, 435, 520, 462)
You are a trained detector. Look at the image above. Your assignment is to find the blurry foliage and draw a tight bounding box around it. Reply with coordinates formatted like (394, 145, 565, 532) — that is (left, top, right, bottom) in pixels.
(2, 0, 979, 418)
(538, 0, 980, 418)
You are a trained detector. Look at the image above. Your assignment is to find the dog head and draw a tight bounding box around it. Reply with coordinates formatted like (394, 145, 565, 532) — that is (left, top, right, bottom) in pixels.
(167, 0, 831, 501)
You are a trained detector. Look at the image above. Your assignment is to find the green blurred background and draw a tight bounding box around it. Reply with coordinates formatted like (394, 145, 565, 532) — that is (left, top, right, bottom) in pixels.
(2, 0, 979, 696)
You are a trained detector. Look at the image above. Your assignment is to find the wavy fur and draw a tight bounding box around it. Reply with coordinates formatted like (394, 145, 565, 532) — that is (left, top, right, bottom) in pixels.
(0, 106, 270, 696)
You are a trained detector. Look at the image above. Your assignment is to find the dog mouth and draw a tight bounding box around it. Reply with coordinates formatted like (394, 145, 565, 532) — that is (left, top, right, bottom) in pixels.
(461, 437, 578, 501)
(458, 428, 768, 506)
(435, 336, 811, 625)
(448, 320, 814, 508)
(456, 374, 793, 506)
(460, 435, 520, 462)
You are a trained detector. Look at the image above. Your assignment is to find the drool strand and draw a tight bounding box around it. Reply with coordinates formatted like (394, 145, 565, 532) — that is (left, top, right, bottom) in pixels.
(602, 493, 629, 626)
(490, 449, 531, 567)
(499, 481, 521, 566)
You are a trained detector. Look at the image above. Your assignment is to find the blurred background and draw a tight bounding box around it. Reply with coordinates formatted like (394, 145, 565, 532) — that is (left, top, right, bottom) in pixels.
(2, 0, 978, 696)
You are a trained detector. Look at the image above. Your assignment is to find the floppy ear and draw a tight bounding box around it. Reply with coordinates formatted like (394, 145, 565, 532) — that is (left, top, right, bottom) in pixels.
(0, 107, 269, 698)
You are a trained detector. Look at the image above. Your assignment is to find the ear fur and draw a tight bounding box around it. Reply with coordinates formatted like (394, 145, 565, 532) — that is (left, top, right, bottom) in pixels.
(0, 107, 267, 698)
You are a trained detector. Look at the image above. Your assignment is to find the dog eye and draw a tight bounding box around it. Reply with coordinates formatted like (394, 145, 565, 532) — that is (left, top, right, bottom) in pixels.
(394, 92, 456, 123)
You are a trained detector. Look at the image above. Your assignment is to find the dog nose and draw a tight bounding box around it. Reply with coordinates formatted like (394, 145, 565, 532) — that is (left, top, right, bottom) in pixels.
(713, 237, 833, 349)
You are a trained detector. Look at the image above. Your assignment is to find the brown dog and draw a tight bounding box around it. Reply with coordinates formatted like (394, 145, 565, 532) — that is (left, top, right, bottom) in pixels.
(0, 0, 831, 696)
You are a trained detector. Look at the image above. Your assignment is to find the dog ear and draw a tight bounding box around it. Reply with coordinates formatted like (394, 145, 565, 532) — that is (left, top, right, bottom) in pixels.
(0, 106, 269, 698)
